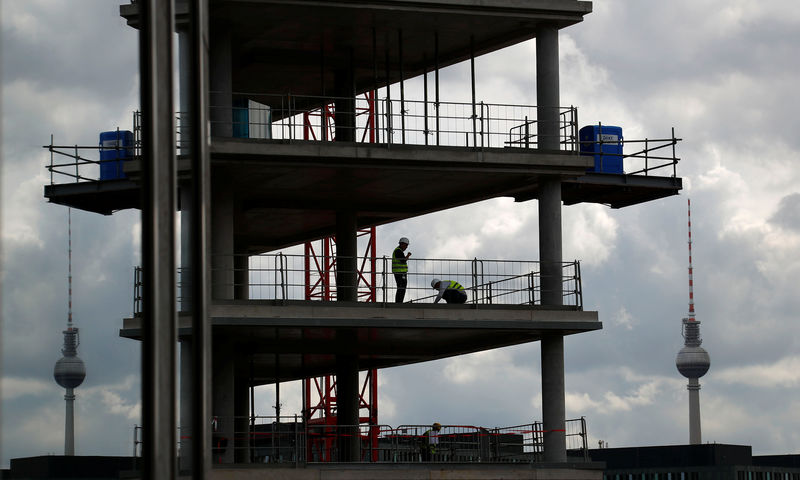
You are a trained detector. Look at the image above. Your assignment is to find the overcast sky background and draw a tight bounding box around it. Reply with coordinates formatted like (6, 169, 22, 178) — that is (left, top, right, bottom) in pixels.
(2, 0, 800, 468)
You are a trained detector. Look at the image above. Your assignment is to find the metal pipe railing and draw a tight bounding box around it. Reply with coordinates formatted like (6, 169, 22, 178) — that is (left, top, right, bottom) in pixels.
(44, 96, 682, 186)
(132, 254, 584, 314)
(44, 96, 599, 185)
(166, 417, 589, 465)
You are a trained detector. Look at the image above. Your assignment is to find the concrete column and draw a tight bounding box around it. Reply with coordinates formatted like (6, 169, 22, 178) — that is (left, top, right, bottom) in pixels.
(336, 333, 360, 462)
(179, 183, 193, 311)
(210, 176, 234, 464)
(234, 374, 251, 463)
(335, 211, 358, 302)
(541, 335, 566, 462)
(536, 25, 560, 152)
(211, 178, 234, 300)
(179, 340, 192, 470)
(212, 339, 235, 464)
(536, 24, 567, 463)
(334, 50, 356, 143)
(178, 183, 194, 471)
(536, 24, 563, 306)
(210, 26, 232, 138)
(233, 251, 249, 300)
(538, 179, 562, 307)
(178, 29, 191, 155)
(688, 378, 702, 444)
(335, 211, 360, 461)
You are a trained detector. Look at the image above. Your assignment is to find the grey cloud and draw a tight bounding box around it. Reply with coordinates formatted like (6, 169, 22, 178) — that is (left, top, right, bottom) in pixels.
(1, 1, 138, 97)
(4, 0, 800, 466)
(768, 193, 800, 232)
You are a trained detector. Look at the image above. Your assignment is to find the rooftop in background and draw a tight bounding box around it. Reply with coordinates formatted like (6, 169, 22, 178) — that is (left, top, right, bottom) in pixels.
(589, 444, 800, 478)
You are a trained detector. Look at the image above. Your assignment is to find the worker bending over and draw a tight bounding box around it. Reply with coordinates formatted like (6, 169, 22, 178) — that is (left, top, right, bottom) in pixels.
(430, 278, 467, 304)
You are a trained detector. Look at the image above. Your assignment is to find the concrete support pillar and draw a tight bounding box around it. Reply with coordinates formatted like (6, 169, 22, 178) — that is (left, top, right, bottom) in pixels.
(179, 340, 192, 470)
(233, 251, 249, 300)
(688, 378, 702, 444)
(536, 25, 560, 152)
(536, 24, 567, 463)
(212, 339, 235, 464)
(335, 211, 359, 461)
(178, 183, 194, 470)
(180, 184, 193, 311)
(536, 24, 562, 307)
(178, 29, 192, 155)
(211, 178, 234, 301)
(336, 332, 360, 462)
(177, 24, 193, 470)
(335, 211, 358, 302)
(234, 374, 251, 463)
(541, 335, 566, 462)
(538, 179, 563, 307)
(334, 50, 356, 143)
(210, 27, 232, 138)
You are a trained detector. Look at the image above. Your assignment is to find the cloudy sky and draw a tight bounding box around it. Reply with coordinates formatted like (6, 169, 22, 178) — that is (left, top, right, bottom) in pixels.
(2, 0, 800, 468)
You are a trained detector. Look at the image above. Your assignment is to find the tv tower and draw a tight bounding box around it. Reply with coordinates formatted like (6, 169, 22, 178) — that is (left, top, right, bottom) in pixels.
(53, 209, 86, 455)
(675, 198, 710, 445)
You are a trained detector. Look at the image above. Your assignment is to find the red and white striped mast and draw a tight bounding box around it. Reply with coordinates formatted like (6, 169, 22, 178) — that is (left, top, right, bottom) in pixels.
(54, 208, 86, 455)
(687, 198, 695, 322)
(675, 198, 710, 445)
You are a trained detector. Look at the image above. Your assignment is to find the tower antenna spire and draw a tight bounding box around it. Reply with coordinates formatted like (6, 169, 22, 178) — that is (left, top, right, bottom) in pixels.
(687, 198, 695, 322)
(676, 197, 710, 445)
(68, 208, 73, 328)
(54, 208, 86, 455)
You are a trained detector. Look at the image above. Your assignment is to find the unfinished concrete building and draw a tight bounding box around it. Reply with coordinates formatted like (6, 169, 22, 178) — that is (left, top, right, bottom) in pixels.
(44, 0, 682, 477)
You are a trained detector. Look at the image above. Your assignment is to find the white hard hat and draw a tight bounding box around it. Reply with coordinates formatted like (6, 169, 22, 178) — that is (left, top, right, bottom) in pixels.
(399, 237, 409, 245)
(431, 278, 440, 288)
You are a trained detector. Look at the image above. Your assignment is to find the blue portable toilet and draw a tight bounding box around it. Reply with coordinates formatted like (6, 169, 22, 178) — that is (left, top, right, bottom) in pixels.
(232, 98, 249, 138)
(99, 130, 134, 180)
(579, 125, 624, 174)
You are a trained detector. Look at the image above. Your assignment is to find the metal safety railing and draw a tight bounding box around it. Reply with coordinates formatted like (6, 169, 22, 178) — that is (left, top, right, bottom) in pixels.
(172, 417, 589, 465)
(44, 98, 679, 186)
(44, 97, 581, 185)
(217, 93, 579, 151)
(578, 121, 681, 178)
(133, 254, 583, 314)
(244, 254, 582, 307)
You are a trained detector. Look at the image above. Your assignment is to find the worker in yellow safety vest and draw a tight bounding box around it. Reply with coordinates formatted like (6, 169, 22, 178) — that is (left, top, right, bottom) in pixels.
(392, 237, 411, 303)
(430, 279, 467, 304)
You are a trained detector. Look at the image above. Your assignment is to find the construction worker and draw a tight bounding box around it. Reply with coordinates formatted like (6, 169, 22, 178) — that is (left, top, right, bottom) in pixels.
(420, 422, 442, 461)
(430, 278, 467, 304)
(392, 237, 411, 303)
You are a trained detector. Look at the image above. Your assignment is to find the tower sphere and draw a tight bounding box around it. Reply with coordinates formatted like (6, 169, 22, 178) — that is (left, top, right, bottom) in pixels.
(675, 345, 710, 379)
(54, 355, 86, 389)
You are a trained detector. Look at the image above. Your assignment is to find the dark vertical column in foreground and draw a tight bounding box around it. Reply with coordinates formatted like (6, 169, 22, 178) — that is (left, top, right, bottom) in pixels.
(335, 211, 360, 462)
(333, 44, 360, 461)
(138, 0, 178, 477)
(188, 0, 212, 476)
(334, 49, 356, 143)
(536, 24, 567, 463)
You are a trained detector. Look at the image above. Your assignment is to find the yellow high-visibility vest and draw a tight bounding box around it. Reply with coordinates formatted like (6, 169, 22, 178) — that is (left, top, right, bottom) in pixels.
(447, 281, 464, 291)
(392, 247, 408, 273)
